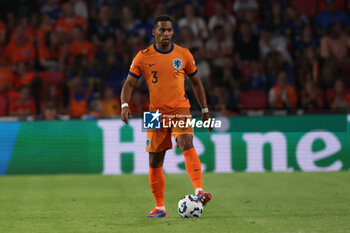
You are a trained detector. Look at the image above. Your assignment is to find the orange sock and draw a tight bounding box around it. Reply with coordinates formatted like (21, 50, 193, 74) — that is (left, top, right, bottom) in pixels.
(183, 148, 203, 189)
(149, 167, 165, 207)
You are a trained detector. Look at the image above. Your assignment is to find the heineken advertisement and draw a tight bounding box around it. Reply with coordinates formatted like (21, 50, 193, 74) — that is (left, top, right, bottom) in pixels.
(0, 114, 349, 175)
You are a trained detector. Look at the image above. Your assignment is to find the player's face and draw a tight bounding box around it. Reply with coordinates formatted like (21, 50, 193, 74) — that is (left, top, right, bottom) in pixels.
(153, 21, 174, 48)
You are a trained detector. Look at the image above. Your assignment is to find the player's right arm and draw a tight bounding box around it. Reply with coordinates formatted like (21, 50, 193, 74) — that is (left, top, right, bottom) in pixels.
(120, 75, 138, 124)
(120, 51, 143, 124)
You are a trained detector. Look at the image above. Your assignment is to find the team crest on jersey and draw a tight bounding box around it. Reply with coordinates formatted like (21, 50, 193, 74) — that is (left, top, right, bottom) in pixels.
(173, 59, 182, 70)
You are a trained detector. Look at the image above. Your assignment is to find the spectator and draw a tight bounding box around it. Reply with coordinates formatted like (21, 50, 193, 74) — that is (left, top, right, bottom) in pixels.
(41, 84, 64, 114)
(36, 13, 54, 47)
(233, 0, 258, 20)
(70, 0, 88, 20)
(284, 5, 309, 42)
(219, 56, 241, 90)
(55, 2, 87, 42)
(293, 24, 319, 61)
(89, 0, 122, 20)
(263, 54, 295, 92)
(191, 47, 210, 87)
(39, 31, 62, 71)
(331, 79, 350, 110)
(68, 76, 91, 118)
(301, 79, 324, 110)
(178, 3, 208, 40)
(67, 54, 91, 90)
(145, 2, 167, 43)
(208, 1, 236, 36)
(320, 22, 350, 62)
(208, 84, 229, 112)
(86, 98, 103, 119)
(259, 25, 293, 65)
(13, 61, 35, 90)
(205, 0, 233, 18)
(9, 17, 36, 44)
(67, 25, 95, 65)
(4, 26, 36, 67)
(296, 46, 319, 89)
(244, 8, 261, 36)
(101, 86, 120, 117)
(126, 0, 145, 17)
(129, 89, 149, 117)
(320, 22, 350, 88)
(42, 102, 59, 120)
(9, 85, 36, 117)
(264, 1, 285, 36)
(178, 26, 203, 50)
(40, 0, 61, 24)
(91, 5, 119, 48)
(98, 40, 126, 95)
(268, 70, 297, 109)
(314, 0, 350, 34)
(0, 67, 14, 96)
(120, 6, 147, 45)
(262, 0, 287, 17)
(234, 21, 260, 65)
(247, 60, 267, 91)
(205, 25, 233, 68)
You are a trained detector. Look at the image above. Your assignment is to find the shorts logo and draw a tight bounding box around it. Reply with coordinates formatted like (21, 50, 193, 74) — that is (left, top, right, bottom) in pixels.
(173, 59, 182, 70)
(143, 110, 161, 129)
(146, 138, 151, 147)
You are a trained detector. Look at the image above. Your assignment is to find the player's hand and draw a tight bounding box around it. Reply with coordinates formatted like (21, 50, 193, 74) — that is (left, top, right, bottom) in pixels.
(121, 106, 132, 124)
(202, 112, 213, 133)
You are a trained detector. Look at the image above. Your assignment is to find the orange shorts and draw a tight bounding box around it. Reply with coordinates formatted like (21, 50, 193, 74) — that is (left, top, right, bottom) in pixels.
(145, 109, 193, 152)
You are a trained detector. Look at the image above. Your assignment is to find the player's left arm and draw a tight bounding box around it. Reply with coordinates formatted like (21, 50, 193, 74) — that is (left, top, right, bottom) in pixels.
(189, 74, 212, 132)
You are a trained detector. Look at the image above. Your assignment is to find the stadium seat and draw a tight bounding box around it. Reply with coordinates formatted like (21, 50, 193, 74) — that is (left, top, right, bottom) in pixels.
(0, 95, 7, 116)
(240, 91, 267, 110)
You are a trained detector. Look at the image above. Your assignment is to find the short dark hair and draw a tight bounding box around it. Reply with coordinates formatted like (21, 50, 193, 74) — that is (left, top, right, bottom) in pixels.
(153, 15, 173, 28)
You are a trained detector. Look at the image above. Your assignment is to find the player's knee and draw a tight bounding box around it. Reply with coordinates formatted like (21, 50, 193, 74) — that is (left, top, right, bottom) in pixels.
(177, 135, 193, 152)
(149, 160, 162, 168)
(149, 152, 165, 168)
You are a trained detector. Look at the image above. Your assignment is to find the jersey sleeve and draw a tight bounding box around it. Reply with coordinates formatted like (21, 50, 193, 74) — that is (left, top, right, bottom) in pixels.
(128, 52, 143, 79)
(184, 49, 197, 77)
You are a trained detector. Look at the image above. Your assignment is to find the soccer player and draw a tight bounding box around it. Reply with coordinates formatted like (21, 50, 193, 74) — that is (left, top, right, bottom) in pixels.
(120, 15, 212, 218)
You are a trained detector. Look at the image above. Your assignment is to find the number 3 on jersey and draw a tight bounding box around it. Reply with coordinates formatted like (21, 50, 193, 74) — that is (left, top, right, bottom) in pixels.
(151, 71, 158, 83)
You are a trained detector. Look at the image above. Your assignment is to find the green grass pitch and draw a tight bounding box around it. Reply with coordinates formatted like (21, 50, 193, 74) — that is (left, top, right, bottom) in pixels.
(0, 172, 349, 233)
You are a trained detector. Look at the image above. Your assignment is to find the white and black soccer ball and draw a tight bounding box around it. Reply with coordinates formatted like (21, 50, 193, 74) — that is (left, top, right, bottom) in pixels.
(177, 194, 203, 218)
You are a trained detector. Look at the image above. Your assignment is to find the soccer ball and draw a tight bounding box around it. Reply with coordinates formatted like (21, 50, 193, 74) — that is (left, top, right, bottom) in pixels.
(177, 194, 203, 218)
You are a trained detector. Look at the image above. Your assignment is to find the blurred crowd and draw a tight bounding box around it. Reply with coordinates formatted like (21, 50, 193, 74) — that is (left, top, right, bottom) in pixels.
(0, 0, 350, 120)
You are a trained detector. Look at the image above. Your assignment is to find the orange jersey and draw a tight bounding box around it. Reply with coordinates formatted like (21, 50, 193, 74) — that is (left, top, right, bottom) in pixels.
(68, 40, 95, 64)
(9, 97, 36, 115)
(129, 43, 197, 112)
(55, 16, 87, 34)
(0, 67, 13, 90)
(4, 41, 36, 65)
(101, 98, 121, 116)
(39, 44, 62, 61)
(36, 25, 54, 46)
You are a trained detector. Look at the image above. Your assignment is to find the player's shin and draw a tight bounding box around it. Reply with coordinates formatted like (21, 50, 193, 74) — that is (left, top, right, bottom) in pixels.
(183, 148, 203, 191)
(149, 166, 165, 208)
